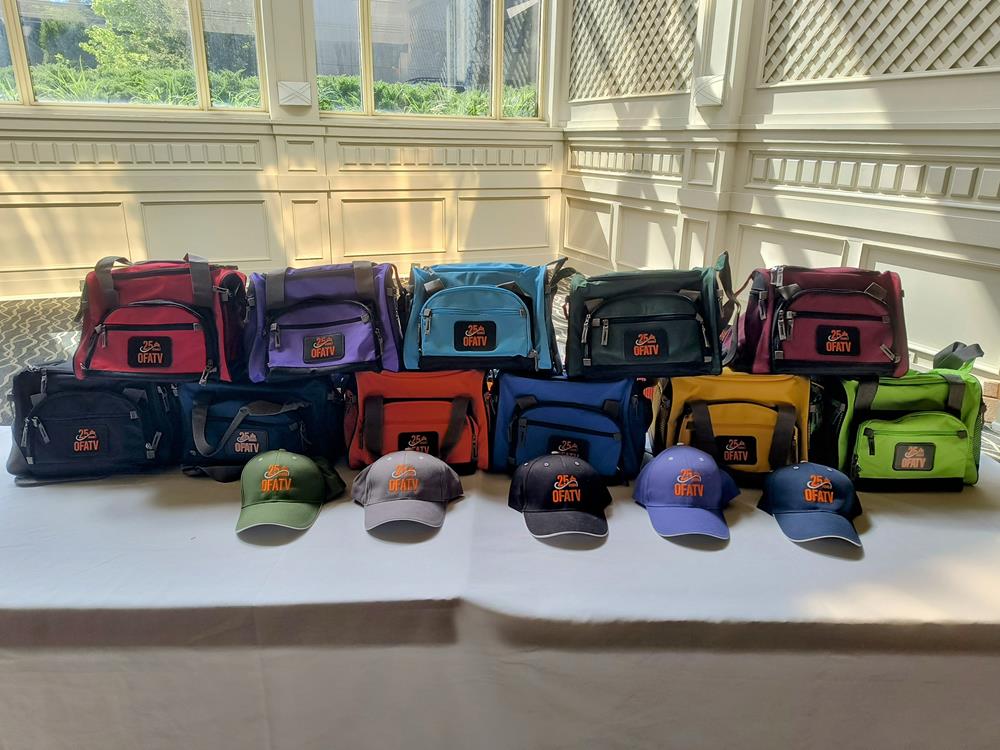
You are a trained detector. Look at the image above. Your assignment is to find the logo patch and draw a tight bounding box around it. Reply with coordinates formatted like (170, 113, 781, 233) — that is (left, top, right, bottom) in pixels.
(303, 333, 345, 363)
(803, 474, 836, 503)
(72, 427, 101, 454)
(232, 430, 266, 455)
(626, 328, 666, 359)
(453, 321, 497, 352)
(816, 325, 860, 357)
(388, 463, 420, 493)
(673, 468, 705, 497)
(260, 464, 292, 492)
(546, 435, 590, 460)
(893, 443, 936, 471)
(551, 474, 582, 503)
(127, 337, 172, 368)
(398, 431, 440, 456)
(715, 436, 758, 466)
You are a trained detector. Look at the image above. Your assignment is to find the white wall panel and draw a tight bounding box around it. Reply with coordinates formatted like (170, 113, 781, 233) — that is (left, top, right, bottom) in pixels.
(340, 198, 446, 257)
(141, 201, 275, 265)
(0, 203, 129, 273)
(617, 207, 678, 269)
(457, 197, 549, 253)
(564, 197, 613, 262)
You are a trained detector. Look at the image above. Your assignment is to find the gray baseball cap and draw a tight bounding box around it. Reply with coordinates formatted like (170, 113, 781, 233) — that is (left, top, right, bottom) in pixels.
(352, 451, 463, 530)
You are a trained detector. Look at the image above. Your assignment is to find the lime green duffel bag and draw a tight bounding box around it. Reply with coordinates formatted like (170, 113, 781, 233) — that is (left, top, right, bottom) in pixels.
(813, 342, 986, 491)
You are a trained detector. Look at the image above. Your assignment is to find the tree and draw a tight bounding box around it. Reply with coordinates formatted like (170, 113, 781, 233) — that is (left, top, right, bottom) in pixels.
(81, 0, 192, 72)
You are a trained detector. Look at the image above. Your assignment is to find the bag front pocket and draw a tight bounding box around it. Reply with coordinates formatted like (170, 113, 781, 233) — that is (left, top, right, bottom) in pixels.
(267, 300, 379, 374)
(22, 391, 157, 476)
(853, 411, 968, 483)
(582, 293, 709, 373)
(774, 289, 898, 373)
(513, 404, 622, 476)
(85, 301, 214, 380)
(365, 400, 478, 466)
(676, 401, 798, 473)
(419, 286, 533, 364)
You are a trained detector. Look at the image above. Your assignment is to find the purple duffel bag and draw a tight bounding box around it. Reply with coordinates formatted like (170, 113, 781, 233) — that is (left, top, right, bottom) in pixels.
(245, 262, 406, 382)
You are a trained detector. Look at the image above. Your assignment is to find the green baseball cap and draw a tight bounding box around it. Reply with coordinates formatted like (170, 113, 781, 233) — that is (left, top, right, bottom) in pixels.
(237, 450, 346, 533)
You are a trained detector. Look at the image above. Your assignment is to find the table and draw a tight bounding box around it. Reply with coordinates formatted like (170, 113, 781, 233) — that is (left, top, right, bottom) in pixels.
(2, 430, 1000, 750)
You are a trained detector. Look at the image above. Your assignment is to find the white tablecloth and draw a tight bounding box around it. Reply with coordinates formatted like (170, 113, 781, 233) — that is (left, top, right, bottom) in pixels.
(2, 429, 1000, 750)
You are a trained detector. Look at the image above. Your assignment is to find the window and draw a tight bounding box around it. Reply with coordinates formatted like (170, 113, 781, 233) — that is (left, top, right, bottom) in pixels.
(0, 10, 16, 101)
(1, 0, 263, 109)
(314, 0, 543, 119)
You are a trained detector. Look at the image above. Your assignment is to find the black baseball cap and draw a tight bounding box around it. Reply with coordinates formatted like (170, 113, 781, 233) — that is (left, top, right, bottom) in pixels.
(508, 454, 612, 538)
(758, 462, 863, 547)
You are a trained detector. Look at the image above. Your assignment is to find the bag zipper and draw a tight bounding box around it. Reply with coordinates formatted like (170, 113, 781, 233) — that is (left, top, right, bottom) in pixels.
(518, 418, 620, 440)
(581, 292, 700, 344)
(269, 314, 368, 350)
(591, 312, 708, 348)
(423, 306, 526, 335)
(862, 426, 967, 455)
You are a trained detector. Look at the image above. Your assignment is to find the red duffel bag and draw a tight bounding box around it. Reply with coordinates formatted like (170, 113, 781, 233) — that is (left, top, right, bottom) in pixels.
(73, 254, 247, 383)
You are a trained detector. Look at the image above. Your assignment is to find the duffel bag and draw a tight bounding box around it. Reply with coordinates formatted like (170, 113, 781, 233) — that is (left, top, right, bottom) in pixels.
(564, 253, 737, 379)
(345, 370, 490, 473)
(73, 254, 247, 383)
(652, 370, 811, 484)
(7, 360, 179, 485)
(730, 265, 908, 377)
(491, 373, 651, 479)
(814, 342, 985, 490)
(245, 262, 406, 381)
(179, 380, 340, 481)
(403, 260, 573, 373)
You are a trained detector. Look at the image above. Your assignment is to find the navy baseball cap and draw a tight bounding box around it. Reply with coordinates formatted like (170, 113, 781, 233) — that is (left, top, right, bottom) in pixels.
(758, 462, 863, 547)
(508, 454, 612, 538)
(633, 445, 740, 539)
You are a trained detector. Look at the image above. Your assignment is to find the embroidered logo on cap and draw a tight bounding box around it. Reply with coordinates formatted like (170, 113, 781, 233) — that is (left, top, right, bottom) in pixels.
(816, 325, 859, 356)
(453, 320, 497, 351)
(233, 430, 263, 454)
(803, 474, 835, 503)
(260, 464, 292, 492)
(674, 469, 705, 497)
(893, 443, 935, 471)
(128, 336, 172, 367)
(716, 436, 758, 465)
(73, 427, 100, 453)
(303, 333, 345, 363)
(388, 463, 420, 493)
(551, 474, 581, 503)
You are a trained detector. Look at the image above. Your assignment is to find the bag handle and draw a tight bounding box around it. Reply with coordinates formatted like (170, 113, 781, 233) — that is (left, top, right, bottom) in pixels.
(192, 399, 307, 458)
(933, 341, 984, 372)
(714, 251, 739, 325)
(687, 400, 798, 469)
(545, 257, 577, 294)
(855, 373, 967, 419)
(441, 396, 473, 459)
(264, 261, 377, 312)
(362, 395, 472, 461)
(95, 254, 213, 309)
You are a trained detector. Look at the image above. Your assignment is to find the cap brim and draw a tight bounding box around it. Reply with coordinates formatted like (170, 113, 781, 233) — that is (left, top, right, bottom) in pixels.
(236, 501, 320, 533)
(645, 506, 730, 540)
(364, 498, 446, 531)
(773, 511, 861, 547)
(523, 510, 608, 539)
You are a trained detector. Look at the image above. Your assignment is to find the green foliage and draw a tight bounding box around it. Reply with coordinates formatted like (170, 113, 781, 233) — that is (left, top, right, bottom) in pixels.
(81, 0, 193, 73)
(38, 20, 91, 65)
(0, 66, 17, 102)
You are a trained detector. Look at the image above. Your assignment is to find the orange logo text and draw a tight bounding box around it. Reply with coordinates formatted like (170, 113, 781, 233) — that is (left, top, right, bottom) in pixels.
(723, 438, 750, 463)
(137, 339, 164, 365)
(260, 464, 292, 492)
(900, 446, 927, 470)
(310, 335, 338, 360)
(407, 434, 431, 453)
(73, 427, 100, 453)
(804, 474, 835, 503)
(674, 469, 704, 497)
(551, 474, 581, 503)
(633, 332, 660, 357)
(234, 430, 260, 454)
(825, 329, 853, 354)
(389, 464, 420, 492)
(556, 440, 580, 456)
(463, 323, 489, 349)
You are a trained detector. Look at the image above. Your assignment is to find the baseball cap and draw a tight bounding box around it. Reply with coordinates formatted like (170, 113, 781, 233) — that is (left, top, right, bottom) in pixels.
(237, 450, 346, 532)
(352, 451, 463, 530)
(758, 462, 863, 547)
(633, 445, 740, 539)
(508, 454, 612, 538)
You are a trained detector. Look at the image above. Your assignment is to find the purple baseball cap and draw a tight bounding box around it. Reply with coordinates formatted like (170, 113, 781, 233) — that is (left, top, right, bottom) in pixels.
(633, 445, 740, 539)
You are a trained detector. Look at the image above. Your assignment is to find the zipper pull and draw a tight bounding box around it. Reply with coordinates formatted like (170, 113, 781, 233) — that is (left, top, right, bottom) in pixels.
(146, 431, 162, 459)
(580, 313, 593, 343)
(171, 384, 179, 398)
(97, 324, 108, 348)
(863, 427, 875, 455)
(20, 418, 30, 448)
(40, 369, 48, 395)
(517, 418, 527, 444)
(786, 311, 795, 337)
(696, 315, 710, 349)
(158, 386, 170, 412)
(600, 319, 609, 346)
(423, 309, 432, 335)
(270, 323, 281, 350)
(213, 286, 231, 301)
(32, 417, 50, 444)
(880, 345, 899, 363)
(774, 266, 784, 287)
(777, 313, 787, 341)
(374, 326, 384, 354)
(199, 362, 217, 385)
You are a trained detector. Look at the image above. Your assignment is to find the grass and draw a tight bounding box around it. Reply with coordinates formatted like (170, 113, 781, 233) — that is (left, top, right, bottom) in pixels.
(0, 64, 538, 117)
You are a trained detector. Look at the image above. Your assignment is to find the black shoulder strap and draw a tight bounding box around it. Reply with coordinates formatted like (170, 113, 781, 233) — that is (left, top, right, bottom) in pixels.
(441, 397, 472, 459)
(353, 261, 376, 301)
(94, 256, 132, 307)
(686, 401, 717, 457)
(183, 254, 214, 309)
(768, 404, 798, 468)
(362, 395, 385, 456)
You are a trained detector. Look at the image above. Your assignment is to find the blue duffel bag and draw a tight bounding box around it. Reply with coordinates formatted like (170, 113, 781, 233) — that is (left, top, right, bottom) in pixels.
(403, 260, 573, 373)
(491, 373, 652, 479)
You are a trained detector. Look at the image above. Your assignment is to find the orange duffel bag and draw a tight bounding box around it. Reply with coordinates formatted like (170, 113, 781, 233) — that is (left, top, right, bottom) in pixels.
(345, 370, 490, 474)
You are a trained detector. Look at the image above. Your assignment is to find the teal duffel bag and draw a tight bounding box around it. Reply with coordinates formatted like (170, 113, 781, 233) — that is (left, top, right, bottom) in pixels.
(813, 342, 986, 491)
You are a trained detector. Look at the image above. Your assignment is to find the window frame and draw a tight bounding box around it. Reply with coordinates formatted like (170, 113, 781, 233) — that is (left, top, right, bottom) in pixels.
(320, 0, 547, 122)
(0, 0, 268, 113)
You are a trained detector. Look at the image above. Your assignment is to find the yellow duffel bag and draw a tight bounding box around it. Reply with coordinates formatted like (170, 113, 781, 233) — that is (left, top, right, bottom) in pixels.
(652, 371, 811, 483)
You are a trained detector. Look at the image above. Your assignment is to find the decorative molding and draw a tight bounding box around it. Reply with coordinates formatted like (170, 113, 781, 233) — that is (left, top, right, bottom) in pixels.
(568, 146, 685, 180)
(748, 152, 1000, 204)
(338, 143, 553, 171)
(568, 0, 698, 100)
(0, 139, 261, 169)
(760, 0, 1000, 86)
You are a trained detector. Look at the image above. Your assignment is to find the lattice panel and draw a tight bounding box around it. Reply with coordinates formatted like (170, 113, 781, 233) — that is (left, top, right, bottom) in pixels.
(762, 0, 1000, 84)
(569, 0, 698, 100)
